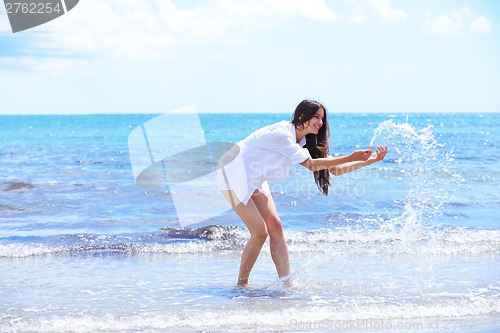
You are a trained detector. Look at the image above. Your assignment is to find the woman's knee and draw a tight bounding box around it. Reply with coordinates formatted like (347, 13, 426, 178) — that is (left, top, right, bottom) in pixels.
(250, 227, 268, 243)
(265, 216, 284, 236)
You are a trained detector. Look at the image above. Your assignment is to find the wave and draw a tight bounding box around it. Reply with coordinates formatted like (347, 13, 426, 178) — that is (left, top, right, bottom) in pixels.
(1, 225, 499, 259)
(1, 301, 499, 333)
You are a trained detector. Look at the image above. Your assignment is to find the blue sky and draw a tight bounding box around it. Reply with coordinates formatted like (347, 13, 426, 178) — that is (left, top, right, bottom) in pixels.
(0, 0, 499, 114)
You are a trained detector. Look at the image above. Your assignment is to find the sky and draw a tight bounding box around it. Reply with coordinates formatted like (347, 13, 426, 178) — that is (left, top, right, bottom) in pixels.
(0, 0, 499, 115)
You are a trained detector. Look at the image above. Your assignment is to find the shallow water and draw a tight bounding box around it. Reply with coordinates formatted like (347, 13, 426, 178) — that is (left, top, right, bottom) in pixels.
(0, 113, 499, 332)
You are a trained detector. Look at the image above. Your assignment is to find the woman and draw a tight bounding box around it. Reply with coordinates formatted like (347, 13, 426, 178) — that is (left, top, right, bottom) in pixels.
(216, 99, 388, 287)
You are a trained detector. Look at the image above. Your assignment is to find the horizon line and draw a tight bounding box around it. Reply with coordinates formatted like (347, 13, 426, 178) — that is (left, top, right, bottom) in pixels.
(0, 110, 498, 116)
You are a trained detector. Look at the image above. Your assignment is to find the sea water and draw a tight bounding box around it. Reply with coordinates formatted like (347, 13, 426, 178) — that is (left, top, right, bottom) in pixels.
(0, 113, 498, 332)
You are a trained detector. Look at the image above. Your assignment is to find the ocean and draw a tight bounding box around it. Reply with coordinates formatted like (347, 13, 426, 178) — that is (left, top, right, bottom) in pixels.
(0, 112, 498, 332)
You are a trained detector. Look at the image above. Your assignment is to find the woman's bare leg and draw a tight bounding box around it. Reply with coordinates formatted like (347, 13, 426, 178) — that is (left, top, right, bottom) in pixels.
(221, 190, 268, 287)
(251, 191, 291, 279)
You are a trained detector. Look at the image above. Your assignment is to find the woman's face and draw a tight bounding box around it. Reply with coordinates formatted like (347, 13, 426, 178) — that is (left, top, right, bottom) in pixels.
(302, 107, 325, 135)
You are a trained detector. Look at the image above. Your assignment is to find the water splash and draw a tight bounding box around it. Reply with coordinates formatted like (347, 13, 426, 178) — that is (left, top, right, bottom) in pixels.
(369, 119, 463, 234)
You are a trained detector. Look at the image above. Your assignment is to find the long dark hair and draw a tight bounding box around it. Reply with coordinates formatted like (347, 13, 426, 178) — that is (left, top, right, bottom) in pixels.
(291, 99, 331, 196)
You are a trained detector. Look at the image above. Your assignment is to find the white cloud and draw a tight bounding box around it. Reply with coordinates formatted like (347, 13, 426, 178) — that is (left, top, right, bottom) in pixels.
(346, 0, 407, 25)
(367, 0, 407, 24)
(470, 16, 492, 34)
(422, 8, 492, 37)
(422, 9, 466, 36)
(27, 0, 338, 61)
(346, 0, 368, 25)
(267, 0, 339, 21)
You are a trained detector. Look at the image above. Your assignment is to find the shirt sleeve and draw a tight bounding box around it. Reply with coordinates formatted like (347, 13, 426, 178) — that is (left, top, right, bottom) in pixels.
(268, 129, 311, 165)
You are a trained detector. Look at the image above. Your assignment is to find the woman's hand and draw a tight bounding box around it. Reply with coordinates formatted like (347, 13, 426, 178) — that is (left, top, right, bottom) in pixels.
(367, 145, 388, 164)
(328, 145, 388, 176)
(349, 147, 373, 162)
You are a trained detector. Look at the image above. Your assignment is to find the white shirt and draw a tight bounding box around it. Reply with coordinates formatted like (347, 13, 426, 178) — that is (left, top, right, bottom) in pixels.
(215, 121, 311, 205)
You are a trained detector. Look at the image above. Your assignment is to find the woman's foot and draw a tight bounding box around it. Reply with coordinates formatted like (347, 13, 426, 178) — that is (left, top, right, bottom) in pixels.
(236, 283, 251, 288)
(279, 275, 295, 289)
(237, 277, 250, 288)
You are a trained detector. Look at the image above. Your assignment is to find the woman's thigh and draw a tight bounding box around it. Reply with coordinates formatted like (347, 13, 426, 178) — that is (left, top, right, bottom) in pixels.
(250, 191, 283, 234)
(220, 190, 267, 237)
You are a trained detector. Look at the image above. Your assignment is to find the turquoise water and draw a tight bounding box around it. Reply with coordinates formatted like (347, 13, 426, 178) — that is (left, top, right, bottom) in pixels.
(0, 113, 499, 332)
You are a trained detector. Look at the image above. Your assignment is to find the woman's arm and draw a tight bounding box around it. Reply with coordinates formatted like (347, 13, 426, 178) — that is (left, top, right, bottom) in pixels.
(330, 145, 388, 176)
(300, 147, 373, 172)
